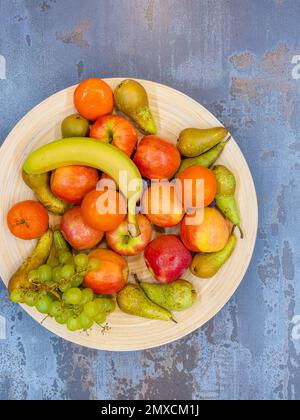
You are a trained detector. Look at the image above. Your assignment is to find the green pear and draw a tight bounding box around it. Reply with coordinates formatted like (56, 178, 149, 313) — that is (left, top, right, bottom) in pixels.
(140, 279, 197, 312)
(213, 165, 236, 196)
(114, 79, 157, 134)
(178, 127, 229, 157)
(117, 284, 173, 321)
(213, 165, 243, 238)
(190, 234, 237, 278)
(176, 139, 229, 177)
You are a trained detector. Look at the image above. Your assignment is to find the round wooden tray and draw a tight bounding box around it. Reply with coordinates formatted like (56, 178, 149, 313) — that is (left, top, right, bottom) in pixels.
(0, 79, 258, 351)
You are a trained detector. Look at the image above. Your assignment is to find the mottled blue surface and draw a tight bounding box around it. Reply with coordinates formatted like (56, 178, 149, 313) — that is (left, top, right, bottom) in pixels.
(0, 0, 300, 400)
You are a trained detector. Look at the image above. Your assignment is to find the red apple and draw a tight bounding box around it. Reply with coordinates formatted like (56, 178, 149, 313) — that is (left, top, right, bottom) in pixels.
(60, 206, 104, 250)
(134, 135, 181, 180)
(51, 165, 99, 204)
(180, 207, 229, 253)
(144, 235, 192, 283)
(84, 249, 128, 294)
(90, 114, 138, 157)
(106, 214, 152, 256)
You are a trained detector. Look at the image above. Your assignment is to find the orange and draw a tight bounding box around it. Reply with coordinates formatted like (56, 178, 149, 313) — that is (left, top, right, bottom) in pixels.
(176, 165, 217, 209)
(7, 200, 49, 240)
(74, 78, 114, 121)
(81, 189, 127, 232)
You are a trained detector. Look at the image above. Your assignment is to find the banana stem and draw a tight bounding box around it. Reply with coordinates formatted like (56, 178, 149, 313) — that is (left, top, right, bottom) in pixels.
(128, 220, 141, 237)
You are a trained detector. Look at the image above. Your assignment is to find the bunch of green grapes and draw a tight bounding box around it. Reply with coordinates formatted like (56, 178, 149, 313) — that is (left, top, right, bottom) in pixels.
(11, 286, 115, 331)
(27, 252, 101, 291)
(10, 252, 115, 332)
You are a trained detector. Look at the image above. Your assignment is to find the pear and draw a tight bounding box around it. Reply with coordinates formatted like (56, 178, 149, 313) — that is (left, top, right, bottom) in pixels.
(114, 80, 157, 135)
(140, 279, 197, 312)
(22, 171, 68, 215)
(213, 165, 243, 238)
(213, 164, 236, 196)
(117, 284, 173, 321)
(190, 234, 237, 278)
(176, 139, 229, 177)
(8, 230, 53, 295)
(178, 127, 229, 157)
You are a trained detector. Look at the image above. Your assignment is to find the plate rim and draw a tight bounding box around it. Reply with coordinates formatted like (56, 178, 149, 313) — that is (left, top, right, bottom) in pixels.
(0, 78, 258, 351)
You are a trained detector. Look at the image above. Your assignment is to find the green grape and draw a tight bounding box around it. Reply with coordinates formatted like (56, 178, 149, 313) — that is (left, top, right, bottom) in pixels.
(47, 257, 59, 268)
(38, 265, 53, 283)
(36, 295, 53, 314)
(87, 258, 101, 272)
(94, 297, 116, 313)
(59, 282, 71, 293)
(28, 270, 39, 282)
(49, 301, 63, 317)
(71, 274, 84, 288)
(94, 311, 107, 325)
(107, 299, 116, 313)
(59, 251, 72, 265)
(10, 289, 25, 303)
(63, 288, 82, 305)
(78, 313, 94, 330)
(61, 264, 75, 280)
(24, 291, 38, 307)
(67, 316, 82, 331)
(55, 310, 70, 325)
(80, 288, 94, 305)
(52, 265, 63, 283)
(74, 253, 89, 269)
(65, 256, 75, 266)
(37, 290, 47, 298)
(83, 301, 100, 318)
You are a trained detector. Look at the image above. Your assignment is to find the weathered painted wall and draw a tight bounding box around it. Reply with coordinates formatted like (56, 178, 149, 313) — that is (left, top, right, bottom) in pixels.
(0, 0, 299, 400)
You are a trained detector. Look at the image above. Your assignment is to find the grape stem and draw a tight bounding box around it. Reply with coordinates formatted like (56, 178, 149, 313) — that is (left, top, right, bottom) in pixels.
(41, 315, 49, 325)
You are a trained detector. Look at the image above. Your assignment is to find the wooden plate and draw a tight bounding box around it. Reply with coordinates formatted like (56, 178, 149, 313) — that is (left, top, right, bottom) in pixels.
(0, 79, 258, 351)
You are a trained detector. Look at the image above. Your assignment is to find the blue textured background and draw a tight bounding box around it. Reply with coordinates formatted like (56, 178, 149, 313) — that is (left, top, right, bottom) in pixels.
(0, 0, 300, 400)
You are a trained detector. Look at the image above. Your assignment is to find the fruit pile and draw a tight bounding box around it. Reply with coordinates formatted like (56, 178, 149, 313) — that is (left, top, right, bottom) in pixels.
(9, 230, 115, 331)
(6, 77, 243, 333)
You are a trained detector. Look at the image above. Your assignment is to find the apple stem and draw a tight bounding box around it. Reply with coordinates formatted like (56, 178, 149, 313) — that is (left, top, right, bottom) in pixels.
(153, 225, 165, 235)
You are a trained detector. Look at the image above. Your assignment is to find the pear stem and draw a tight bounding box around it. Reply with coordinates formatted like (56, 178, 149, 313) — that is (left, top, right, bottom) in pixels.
(133, 273, 141, 284)
(172, 318, 178, 324)
(238, 225, 244, 239)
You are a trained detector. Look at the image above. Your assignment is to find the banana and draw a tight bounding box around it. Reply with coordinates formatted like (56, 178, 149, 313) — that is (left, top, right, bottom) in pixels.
(23, 138, 143, 236)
